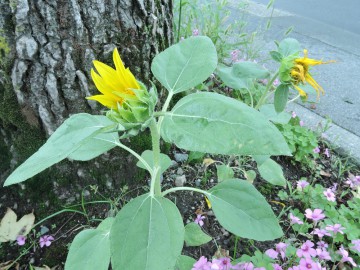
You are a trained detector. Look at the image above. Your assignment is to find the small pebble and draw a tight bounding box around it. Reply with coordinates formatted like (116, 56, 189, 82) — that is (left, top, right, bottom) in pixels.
(176, 168, 184, 175)
(174, 153, 188, 162)
(175, 175, 186, 187)
(195, 179, 201, 186)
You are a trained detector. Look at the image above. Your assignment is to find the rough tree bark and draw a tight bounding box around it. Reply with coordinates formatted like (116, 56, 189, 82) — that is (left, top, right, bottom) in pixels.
(0, 0, 173, 191)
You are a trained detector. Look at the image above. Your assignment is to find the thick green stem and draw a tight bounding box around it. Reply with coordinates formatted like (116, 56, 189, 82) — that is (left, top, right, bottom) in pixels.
(255, 72, 279, 110)
(149, 119, 162, 196)
(157, 91, 174, 133)
(162, 186, 210, 197)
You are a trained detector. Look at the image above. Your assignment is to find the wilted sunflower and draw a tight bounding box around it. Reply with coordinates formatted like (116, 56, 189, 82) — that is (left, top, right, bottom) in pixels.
(87, 48, 140, 109)
(281, 49, 334, 99)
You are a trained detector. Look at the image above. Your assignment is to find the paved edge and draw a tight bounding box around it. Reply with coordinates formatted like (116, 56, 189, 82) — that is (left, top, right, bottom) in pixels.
(287, 103, 360, 166)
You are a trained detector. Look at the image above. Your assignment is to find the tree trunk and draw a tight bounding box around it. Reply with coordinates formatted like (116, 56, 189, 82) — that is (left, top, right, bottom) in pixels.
(0, 0, 173, 191)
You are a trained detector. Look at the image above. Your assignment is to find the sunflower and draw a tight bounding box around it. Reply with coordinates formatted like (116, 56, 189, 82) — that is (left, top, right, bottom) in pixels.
(289, 49, 334, 99)
(87, 48, 140, 109)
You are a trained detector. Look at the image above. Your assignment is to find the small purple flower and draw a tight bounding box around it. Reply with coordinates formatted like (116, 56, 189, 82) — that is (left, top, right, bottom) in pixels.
(292, 111, 297, 118)
(192, 256, 210, 270)
(230, 50, 239, 62)
(299, 120, 305, 127)
(273, 78, 280, 87)
(192, 29, 200, 36)
(326, 224, 345, 235)
(194, 214, 206, 227)
(276, 242, 288, 259)
(296, 240, 317, 258)
(212, 257, 232, 270)
(337, 246, 357, 267)
(323, 188, 336, 202)
(317, 241, 328, 249)
(290, 213, 304, 225)
(311, 228, 331, 238)
(265, 248, 278, 259)
(39, 235, 54, 248)
(345, 175, 360, 189)
(297, 180, 309, 190)
(272, 264, 282, 270)
(305, 209, 325, 222)
(324, 148, 330, 158)
(316, 248, 331, 260)
(298, 257, 321, 270)
(16, 235, 26, 246)
(351, 239, 360, 252)
(313, 147, 320, 154)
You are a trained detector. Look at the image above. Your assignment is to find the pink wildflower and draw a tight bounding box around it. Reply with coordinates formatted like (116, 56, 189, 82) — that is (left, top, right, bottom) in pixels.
(316, 249, 331, 260)
(324, 148, 330, 158)
(311, 228, 331, 238)
(276, 242, 288, 259)
(230, 50, 239, 62)
(345, 175, 360, 189)
(351, 239, 360, 252)
(297, 180, 309, 190)
(337, 246, 357, 267)
(234, 262, 254, 270)
(272, 264, 282, 270)
(192, 256, 210, 270)
(299, 120, 304, 126)
(325, 224, 345, 235)
(192, 29, 200, 36)
(290, 213, 303, 225)
(296, 240, 317, 258)
(39, 235, 54, 248)
(313, 147, 320, 154)
(194, 214, 206, 227)
(305, 209, 325, 222)
(212, 257, 232, 270)
(265, 249, 278, 259)
(317, 241, 328, 249)
(273, 78, 280, 87)
(16, 235, 26, 246)
(323, 188, 336, 202)
(298, 258, 321, 270)
(292, 111, 297, 118)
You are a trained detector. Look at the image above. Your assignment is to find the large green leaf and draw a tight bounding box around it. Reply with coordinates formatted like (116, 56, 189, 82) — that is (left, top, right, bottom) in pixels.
(110, 194, 184, 270)
(65, 217, 114, 270)
(161, 92, 291, 156)
(4, 113, 116, 186)
(207, 179, 283, 241)
(217, 62, 270, 90)
(216, 164, 234, 182)
(254, 156, 287, 187)
(136, 150, 172, 174)
(151, 36, 217, 94)
(184, 223, 212, 247)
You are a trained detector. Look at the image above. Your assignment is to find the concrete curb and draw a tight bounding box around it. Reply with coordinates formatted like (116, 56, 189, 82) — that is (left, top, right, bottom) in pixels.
(287, 103, 360, 165)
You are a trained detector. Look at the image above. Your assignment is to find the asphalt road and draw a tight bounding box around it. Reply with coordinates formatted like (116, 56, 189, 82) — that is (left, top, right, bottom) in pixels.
(226, 0, 360, 136)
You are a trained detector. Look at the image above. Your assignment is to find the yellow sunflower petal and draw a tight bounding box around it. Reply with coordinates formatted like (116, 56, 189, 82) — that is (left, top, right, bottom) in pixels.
(113, 48, 127, 80)
(293, 84, 308, 98)
(305, 73, 324, 96)
(91, 68, 118, 96)
(86, 94, 121, 109)
(93, 60, 127, 92)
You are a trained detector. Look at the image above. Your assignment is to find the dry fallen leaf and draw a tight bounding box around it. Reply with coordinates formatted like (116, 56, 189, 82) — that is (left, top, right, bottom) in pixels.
(0, 260, 19, 270)
(202, 158, 216, 167)
(0, 208, 35, 242)
(320, 170, 331, 177)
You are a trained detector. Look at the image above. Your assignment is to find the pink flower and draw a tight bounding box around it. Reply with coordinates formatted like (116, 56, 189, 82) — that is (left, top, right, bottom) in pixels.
(39, 235, 54, 248)
(311, 228, 330, 238)
(337, 246, 357, 267)
(323, 188, 336, 202)
(317, 241, 328, 249)
(275, 242, 288, 259)
(290, 213, 304, 225)
(299, 120, 304, 127)
(313, 147, 320, 154)
(212, 257, 232, 270)
(297, 180, 309, 190)
(326, 224, 345, 235)
(288, 266, 300, 270)
(345, 175, 360, 189)
(324, 148, 330, 158)
(265, 249, 278, 259)
(351, 239, 360, 252)
(316, 249, 331, 260)
(192, 256, 210, 270)
(272, 264, 282, 270)
(296, 240, 317, 258)
(230, 50, 239, 62)
(233, 262, 254, 270)
(305, 209, 325, 222)
(194, 214, 206, 227)
(292, 111, 297, 118)
(16, 235, 26, 246)
(273, 78, 280, 87)
(192, 29, 200, 36)
(298, 258, 321, 270)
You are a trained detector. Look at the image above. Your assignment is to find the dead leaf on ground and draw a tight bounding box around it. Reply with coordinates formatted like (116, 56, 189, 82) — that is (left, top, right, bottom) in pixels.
(203, 158, 216, 168)
(320, 170, 331, 177)
(0, 208, 35, 242)
(0, 261, 19, 270)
